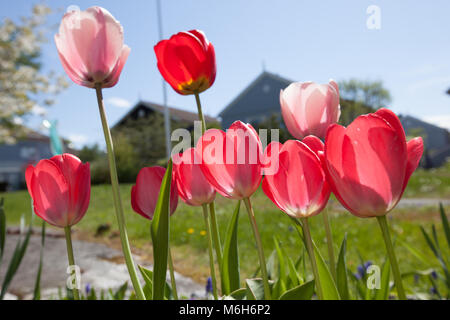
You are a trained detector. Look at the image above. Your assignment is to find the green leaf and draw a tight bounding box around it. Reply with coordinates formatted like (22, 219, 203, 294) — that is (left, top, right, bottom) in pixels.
(439, 203, 450, 250)
(312, 241, 341, 300)
(336, 234, 349, 300)
(113, 281, 128, 300)
(272, 236, 287, 298)
(150, 160, 173, 300)
(265, 250, 277, 280)
(279, 280, 315, 300)
(286, 256, 302, 288)
(224, 287, 247, 300)
(291, 218, 340, 300)
(375, 259, 390, 300)
(0, 213, 32, 299)
(138, 265, 173, 300)
(246, 278, 268, 300)
(0, 198, 5, 263)
(221, 200, 241, 295)
(33, 221, 46, 300)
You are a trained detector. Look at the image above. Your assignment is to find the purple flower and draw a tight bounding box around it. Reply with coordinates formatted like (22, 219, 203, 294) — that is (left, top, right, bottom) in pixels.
(205, 277, 213, 294)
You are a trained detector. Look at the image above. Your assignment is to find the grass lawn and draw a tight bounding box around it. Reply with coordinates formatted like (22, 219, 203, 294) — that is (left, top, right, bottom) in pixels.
(2, 163, 449, 296)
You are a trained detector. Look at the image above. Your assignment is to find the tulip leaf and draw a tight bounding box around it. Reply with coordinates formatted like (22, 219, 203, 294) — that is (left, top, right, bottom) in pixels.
(246, 278, 267, 300)
(0, 198, 5, 263)
(150, 160, 173, 300)
(221, 200, 241, 295)
(138, 265, 173, 300)
(0, 213, 32, 299)
(286, 255, 302, 288)
(223, 287, 247, 300)
(336, 234, 350, 300)
(439, 203, 450, 249)
(272, 236, 287, 298)
(290, 218, 340, 300)
(33, 221, 46, 300)
(279, 280, 315, 300)
(375, 259, 390, 300)
(312, 240, 341, 300)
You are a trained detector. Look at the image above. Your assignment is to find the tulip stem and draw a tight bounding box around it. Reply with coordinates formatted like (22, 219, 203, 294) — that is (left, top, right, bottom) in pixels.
(243, 197, 271, 300)
(168, 247, 179, 300)
(376, 215, 407, 300)
(195, 92, 223, 293)
(64, 226, 79, 300)
(202, 204, 218, 299)
(194, 92, 206, 133)
(300, 218, 324, 300)
(209, 202, 223, 286)
(322, 210, 336, 281)
(95, 84, 145, 300)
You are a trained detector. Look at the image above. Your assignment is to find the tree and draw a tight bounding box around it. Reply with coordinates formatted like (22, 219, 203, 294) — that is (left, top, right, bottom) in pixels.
(338, 79, 391, 126)
(0, 4, 68, 143)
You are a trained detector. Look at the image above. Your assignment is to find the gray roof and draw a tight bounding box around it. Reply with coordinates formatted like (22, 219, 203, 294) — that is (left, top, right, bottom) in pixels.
(113, 100, 218, 128)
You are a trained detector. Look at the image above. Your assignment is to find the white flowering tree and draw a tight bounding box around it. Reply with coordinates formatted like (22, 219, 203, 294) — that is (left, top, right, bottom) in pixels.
(0, 4, 68, 143)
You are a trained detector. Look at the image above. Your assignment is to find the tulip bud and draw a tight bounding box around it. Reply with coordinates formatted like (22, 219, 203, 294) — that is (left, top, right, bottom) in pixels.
(55, 6, 130, 88)
(25, 154, 90, 228)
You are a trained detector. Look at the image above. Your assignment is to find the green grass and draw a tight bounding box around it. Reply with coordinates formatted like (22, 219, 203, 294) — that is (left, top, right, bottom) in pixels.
(2, 166, 449, 296)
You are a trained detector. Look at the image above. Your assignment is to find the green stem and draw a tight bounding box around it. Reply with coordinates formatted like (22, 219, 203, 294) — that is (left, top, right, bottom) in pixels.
(301, 218, 324, 300)
(194, 92, 206, 133)
(377, 215, 407, 300)
(209, 202, 223, 272)
(95, 85, 145, 300)
(243, 197, 271, 300)
(168, 247, 179, 300)
(195, 93, 224, 295)
(202, 204, 218, 299)
(322, 210, 336, 281)
(64, 226, 79, 300)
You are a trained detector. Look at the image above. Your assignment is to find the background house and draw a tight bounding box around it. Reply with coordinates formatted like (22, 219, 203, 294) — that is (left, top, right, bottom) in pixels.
(113, 100, 218, 130)
(219, 71, 450, 168)
(0, 130, 53, 191)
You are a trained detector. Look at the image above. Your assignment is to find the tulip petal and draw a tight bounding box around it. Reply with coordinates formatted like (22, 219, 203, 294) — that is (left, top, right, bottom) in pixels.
(403, 137, 424, 190)
(31, 160, 70, 227)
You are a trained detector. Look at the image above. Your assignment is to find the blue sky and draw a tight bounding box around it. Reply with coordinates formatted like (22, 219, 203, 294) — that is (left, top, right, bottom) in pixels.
(1, 0, 449, 147)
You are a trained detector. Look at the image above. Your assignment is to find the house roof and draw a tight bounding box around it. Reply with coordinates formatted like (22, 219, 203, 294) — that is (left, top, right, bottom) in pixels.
(113, 100, 218, 128)
(219, 71, 293, 117)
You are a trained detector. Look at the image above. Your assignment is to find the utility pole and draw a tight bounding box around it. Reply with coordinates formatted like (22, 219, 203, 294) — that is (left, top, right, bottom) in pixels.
(156, 0, 171, 159)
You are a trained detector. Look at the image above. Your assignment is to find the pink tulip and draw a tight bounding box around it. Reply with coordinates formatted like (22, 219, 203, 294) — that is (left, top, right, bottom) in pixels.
(25, 154, 90, 228)
(196, 121, 263, 200)
(54, 6, 130, 89)
(262, 137, 330, 218)
(173, 148, 216, 206)
(131, 166, 178, 220)
(280, 80, 340, 140)
(325, 108, 424, 218)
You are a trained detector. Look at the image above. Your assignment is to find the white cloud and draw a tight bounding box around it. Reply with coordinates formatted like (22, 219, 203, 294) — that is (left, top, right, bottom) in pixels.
(68, 134, 89, 148)
(423, 114, 450, 131)
(105, 97, 132, 108)
(31, 104, 47, 116)
(407, 76, 450, 92)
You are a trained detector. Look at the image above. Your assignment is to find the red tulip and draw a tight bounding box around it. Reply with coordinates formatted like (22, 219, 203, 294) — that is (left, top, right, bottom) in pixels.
(55, 6, 130, 88)
(154, 30, 216, 95)
(25, 154, 90, 228)
(174, 148, 216, 206)
(196, 121, 263, 199)
(262, 137, 330, 218)
(325, 108, 424, 217)
(131, 166, 178, 220)
(280, 80, 340, 140)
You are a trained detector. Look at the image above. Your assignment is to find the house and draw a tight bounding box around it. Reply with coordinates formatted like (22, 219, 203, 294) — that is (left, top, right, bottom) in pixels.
(219, 71, 291, 128)
(399, 115, 450, 167)
(219, 71, 450, 167)
(0, 130, 53, 191)
(113, 100, 218, 130)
